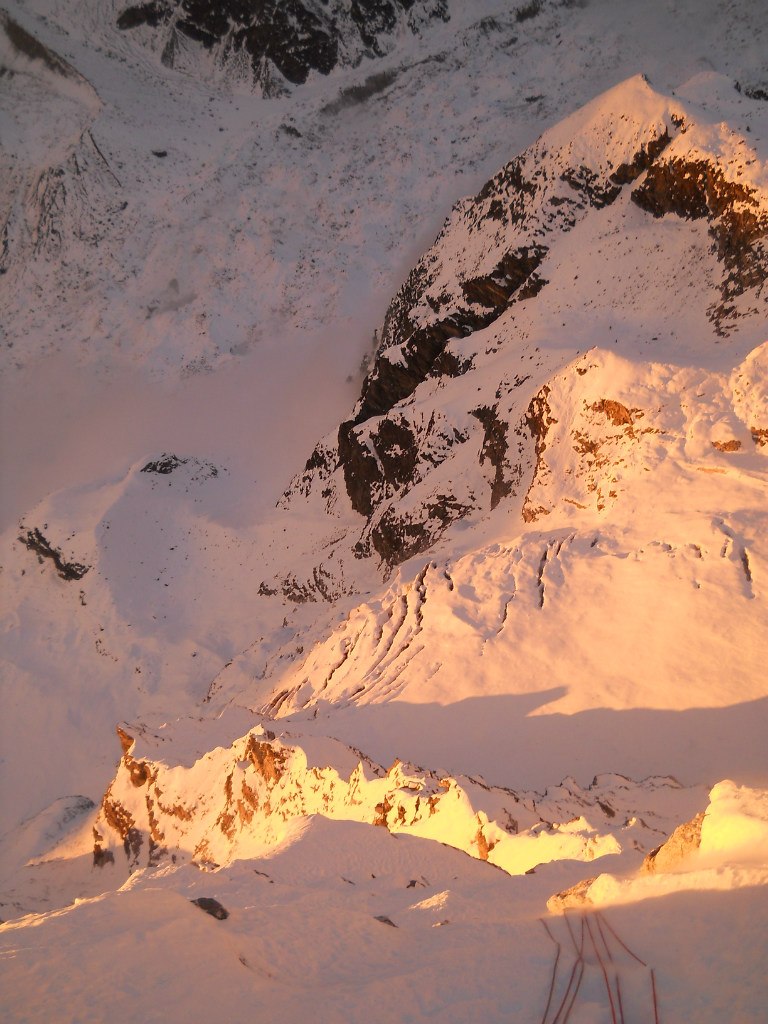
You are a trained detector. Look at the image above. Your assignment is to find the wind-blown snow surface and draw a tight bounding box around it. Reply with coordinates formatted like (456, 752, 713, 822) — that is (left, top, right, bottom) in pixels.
(1, 0, 767, 1021)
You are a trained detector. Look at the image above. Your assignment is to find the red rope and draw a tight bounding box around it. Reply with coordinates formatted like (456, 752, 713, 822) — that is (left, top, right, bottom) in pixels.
(585, 915, 619, 1024)
(651, 967, 661, 1024)
(560, 960, 585, 1024)
(538, 919, 562, 1024)
(594, 911, 615, 963)
(615, 973, 626, 1024)
(551, 916, 586, 1024)
(598, 911, 648, 966)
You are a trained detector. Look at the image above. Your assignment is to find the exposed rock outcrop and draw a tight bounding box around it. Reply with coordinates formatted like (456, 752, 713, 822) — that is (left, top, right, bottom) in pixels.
(642, 811, 705, 874)
(191, 896, 229, 920)
(140, 453, 221, 481)
(141, 453, 188, 475)
(369, 492, 473, 564)
(547, 874, 597, 912)
(631, 157, 768, 331)
(374, 86, 680, 363)
(19, 527, 90, 581)
(115, 0, 450, 93)
(548, 781, 768, 912)
(472, 404, 515, 510)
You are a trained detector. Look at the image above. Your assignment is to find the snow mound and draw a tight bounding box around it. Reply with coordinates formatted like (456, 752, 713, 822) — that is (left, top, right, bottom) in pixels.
(548, 780, 768, 912)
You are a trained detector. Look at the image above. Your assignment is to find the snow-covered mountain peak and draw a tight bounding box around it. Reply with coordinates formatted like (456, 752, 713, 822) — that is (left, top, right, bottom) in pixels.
(272, 73, 766, 593)
(2, 3, 767, 1019)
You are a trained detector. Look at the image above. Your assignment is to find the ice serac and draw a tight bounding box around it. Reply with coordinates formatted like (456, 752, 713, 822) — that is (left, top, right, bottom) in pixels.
(114, 0, 450, 93)
(280, 74, 768, 575)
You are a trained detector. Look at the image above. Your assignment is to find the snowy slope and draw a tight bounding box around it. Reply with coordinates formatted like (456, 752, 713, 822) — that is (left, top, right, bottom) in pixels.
(1, 0, 767, 1021)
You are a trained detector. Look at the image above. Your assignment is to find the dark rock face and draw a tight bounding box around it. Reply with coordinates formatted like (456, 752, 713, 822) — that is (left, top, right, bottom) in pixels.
(339, 417, 418, 518)
(119, 0, 337, 84)
(370, 494, 472, 564)
(92, 846, 115, 867)
(560, 164, 622, 209)
(356, 246, 548, 428)
(514, 0, 543, 23)
(429, 344, 475, 379)
(339, 411, 469, 520)
(116, 0, 449, 89)
(609, 127, 673, 185)
(632, 158, 717, 219)
(19, 528, 90, 581)
(472, 405, 514, 510)
(521, 386, 555, 523)
(461, 246, 549, 310)
(356, 314, 484, 425)
(632, 157, 768, 329)
(141, 453, 187, 475)
(736, 80, 768, 102)
(546, 129, 673, 209)
(191, 896, 229, 920)
(101, 792, 144, 867)
(140, 453, 221, 481)
(116, 2, 169, 31)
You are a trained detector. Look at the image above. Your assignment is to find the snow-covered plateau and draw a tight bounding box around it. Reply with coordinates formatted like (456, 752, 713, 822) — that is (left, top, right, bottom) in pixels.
(1, 0, 767, 1021)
